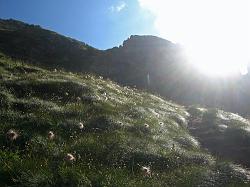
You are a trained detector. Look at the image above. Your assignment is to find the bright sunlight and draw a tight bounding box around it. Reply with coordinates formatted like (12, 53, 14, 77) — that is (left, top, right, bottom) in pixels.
(139, 0, 250, 76)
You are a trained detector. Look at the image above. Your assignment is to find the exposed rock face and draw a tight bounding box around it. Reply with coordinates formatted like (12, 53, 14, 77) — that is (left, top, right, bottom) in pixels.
(92, 35, 186, 89)
(122, 35, 174, 49)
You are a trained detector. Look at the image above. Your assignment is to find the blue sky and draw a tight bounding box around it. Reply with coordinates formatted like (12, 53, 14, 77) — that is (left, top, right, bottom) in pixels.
(0, 0, 158, 49)
(1, 0, 249, 76)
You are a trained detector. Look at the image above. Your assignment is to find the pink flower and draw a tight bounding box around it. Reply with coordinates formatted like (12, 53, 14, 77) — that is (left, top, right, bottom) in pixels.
(65, 153, 76, 162)
(48, 131, 55, 140)
(78, 122, 84, 129)
(141, 166, 151, 177)
(6, 129, 19, 141)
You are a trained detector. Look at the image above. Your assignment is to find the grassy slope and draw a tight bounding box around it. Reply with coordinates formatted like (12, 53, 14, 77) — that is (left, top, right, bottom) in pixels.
(1, 53, 250, 187)
(0, 19, 99, 71)
(188, 107, 250, 168)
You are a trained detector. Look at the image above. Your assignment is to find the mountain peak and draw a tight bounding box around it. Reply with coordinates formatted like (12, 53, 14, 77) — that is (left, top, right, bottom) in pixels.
(122, 35, 173, 49)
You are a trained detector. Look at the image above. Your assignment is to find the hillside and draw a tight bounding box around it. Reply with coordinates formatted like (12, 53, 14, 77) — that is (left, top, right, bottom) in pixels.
(93, 36, 250, 117)
(1, 53, 250, 186)
(0, 19, 99, 71)
(1, 19, 250, 117)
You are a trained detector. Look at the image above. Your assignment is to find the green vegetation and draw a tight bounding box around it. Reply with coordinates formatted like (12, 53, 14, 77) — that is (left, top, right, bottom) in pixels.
(2, 18, 250, 117)
(0, 19, 98, 71)
(1, 54, 250, 186)
(188, 106, 250, 168)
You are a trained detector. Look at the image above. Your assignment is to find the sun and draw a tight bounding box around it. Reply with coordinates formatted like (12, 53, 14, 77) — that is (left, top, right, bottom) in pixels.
(139, 0, 250, 77)
(184, 41, 249, 77)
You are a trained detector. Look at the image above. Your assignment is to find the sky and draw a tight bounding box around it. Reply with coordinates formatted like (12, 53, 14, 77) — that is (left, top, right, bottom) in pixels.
(137, 0, 250, 76)
(0, 0, 158, 49)
(0, 0, 249, 76)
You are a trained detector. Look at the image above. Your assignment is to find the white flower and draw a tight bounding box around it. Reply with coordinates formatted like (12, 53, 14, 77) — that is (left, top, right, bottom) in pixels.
(76, 97, 81, 101)
(144, 124, 149, 128)
(54, 68, 57, 72)
(6, 129, 19, 141)
(78, 122, 84, 129)
(141, 166, 151, 177)
(65, 92, 69, 96)
(65, 153, 76, 162)
(48, 131, 55, 140)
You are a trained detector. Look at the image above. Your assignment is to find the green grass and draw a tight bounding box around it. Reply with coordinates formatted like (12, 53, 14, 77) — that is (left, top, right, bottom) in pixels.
(1, 53, 250, 186)
(188, 106, 250, 168)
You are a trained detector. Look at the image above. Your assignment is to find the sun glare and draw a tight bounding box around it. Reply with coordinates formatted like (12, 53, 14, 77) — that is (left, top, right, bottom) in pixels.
(184, 40, 249, 77)
(139, 0, 250, 77)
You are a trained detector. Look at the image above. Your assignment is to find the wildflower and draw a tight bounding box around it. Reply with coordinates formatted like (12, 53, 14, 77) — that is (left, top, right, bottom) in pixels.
(144, 123, 149, 128)
(141, 166, 151, 177)
(6, 129, 19, 141)
(54, 68, 57, 72)
(159, 122, 164, 126)
(65, 92, 69, 96)
(76, 97, 81, 101)
(65, 153, 76, 162)
(48, 131, 55, 140)
(78, 122, 84, 129)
